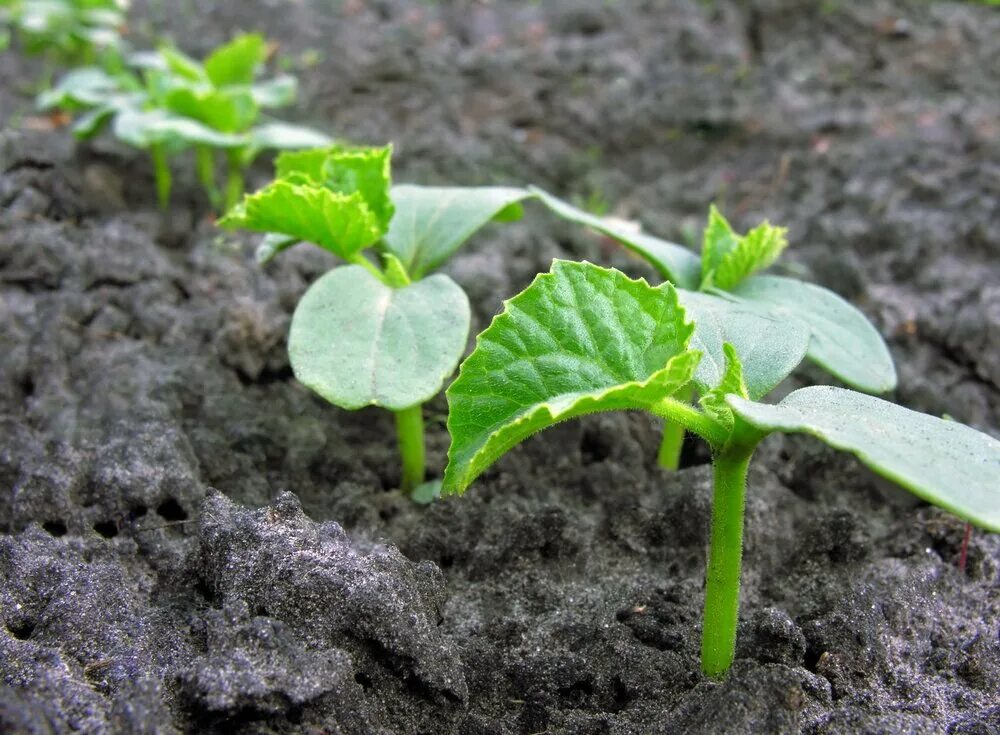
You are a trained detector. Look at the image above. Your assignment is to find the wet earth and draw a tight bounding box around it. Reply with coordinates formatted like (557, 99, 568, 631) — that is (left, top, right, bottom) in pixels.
(1, 1, 998, 733)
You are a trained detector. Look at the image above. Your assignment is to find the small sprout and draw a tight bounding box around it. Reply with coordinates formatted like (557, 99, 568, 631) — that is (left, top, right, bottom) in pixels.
(442, 258, 1000, 678)
(220, 144, 532, 496)
(531, 189, 897, 469)
(37, 32, 330, 209)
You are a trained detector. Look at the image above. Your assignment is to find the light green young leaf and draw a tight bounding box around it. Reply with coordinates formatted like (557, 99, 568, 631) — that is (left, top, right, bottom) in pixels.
(530, 186, 702, 289)
(204, 33, 267, 87)
(443, 261, 701, 495)
(165, 87, 258, 133)
(679, 291, 809, 400)
(731, 275, 897, 393)
(699, 343, 749, 432)
(219, 179, 382, 259)
(320, 145, 394, 230)
(700, 204, 740, 284)
(159, 46, 206, 83)
(383, 185, 533, 278)
(288, 265, 471, 411)
(709, 220, 788, 290)
(730, 387, 1000, 532)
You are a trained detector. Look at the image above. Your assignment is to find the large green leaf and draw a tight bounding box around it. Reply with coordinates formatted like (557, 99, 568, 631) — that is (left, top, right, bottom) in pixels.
(204, 33, 267, 87)
(679, 291, 809, 400)
(288, 265, 471, 411)
(443, 261, 701, 494)
(219, 179, 382, 259)
(530, 187, 702, 289)
(730, 387, 1000, 532)
(383, 185, 533, 278)
(730, 275, 897, 393)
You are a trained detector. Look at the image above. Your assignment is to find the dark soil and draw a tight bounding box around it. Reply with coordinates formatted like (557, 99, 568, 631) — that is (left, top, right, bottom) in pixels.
(2, 1, 999, 733)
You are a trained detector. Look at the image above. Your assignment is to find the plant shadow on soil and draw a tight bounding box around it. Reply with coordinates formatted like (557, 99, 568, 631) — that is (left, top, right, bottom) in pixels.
(1, 1, 999, 733)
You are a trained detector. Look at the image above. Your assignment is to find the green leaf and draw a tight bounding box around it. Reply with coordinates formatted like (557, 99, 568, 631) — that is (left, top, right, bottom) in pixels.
(275, 146, 329, 181)
(731, 275, 897, 393)
(288, 265, 471, 411)
(700, 205, 740, 285)
(250, 75, 298, 108)
(112, 109, 246, 149)
(320, 145, 394, 230)
(701, 206, 787, 290)
(530, 186, 702, 289)
(165, 87, 258, 133)
(698, 343, 748, 432)
(204, 33, 267, 87)
(730, 387, 1000, 532)
(37, 66, 119, 109)
(159, 46, 206, 83)
(383, 185, 533, 278)
(255, 233, 299, 264)
(71, 104, 116, 138)
(218, 179, 382, 259)
(246, 122, 331, 151)
(443, 261, 701, 495)
(679, 291, 809, 400)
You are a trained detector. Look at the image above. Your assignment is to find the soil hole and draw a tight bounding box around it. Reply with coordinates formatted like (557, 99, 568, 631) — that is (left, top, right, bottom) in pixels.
(43, 520, 68, 537)
(156, 498, 188, 522)
(93, 520, 118, 539)
(581, 428, 612, 464)
(7, 620, 35, 640)
(129, 505, 148, 520)
(354, 671, 373, 689)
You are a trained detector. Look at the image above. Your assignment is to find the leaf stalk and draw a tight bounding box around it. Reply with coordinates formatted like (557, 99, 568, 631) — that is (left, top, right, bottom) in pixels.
(394, 404, 426, 495)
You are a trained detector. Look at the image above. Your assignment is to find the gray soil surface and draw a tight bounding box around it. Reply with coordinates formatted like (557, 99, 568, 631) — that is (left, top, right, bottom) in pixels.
(1, 1, 999, 733)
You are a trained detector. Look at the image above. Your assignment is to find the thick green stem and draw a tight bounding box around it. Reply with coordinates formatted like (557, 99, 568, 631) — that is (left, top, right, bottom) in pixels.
(196, 145, 221, 208)
(394, 404, 425, 495)
(223, 151, 245, 212)
(149, 144, 172, 210)
(701, 445, 755, 678)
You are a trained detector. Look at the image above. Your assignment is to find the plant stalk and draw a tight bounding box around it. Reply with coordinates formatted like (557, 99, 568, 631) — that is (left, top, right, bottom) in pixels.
(195, 145, 221, 208)
(701, 445, 754, 678)
(658, 387, 693, 469)
(394, 404, 425, 495)
(223, 150, 245, 213)
(149, 143, 172, 210)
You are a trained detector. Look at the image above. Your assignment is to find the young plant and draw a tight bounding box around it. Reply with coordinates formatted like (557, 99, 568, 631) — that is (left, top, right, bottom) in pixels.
(531, 190, 897, 470)
(220, 144, 532, 498)
(1, 0, 127, 74)
(37, 32, 330, 209)
(441, 259, 1000, 678)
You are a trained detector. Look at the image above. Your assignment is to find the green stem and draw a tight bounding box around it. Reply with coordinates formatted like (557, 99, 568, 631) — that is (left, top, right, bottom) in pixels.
(394, 404, 425, 495)
(196, 145, 221, 208)
(658, 386, 694, 469)
(223, 150, 245, 212)
(149, 144, 172, 210)
(650, 396, 728, 448)
(701, 445, 755, 678)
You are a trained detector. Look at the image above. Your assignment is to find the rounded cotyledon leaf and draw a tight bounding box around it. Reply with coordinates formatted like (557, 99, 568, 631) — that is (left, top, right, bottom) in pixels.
(289, 265, 471, 411)
(730, 275, 897, 393)
(680, 290, 809, 400)
(530, 186, 702, 290)
(729, 386, 1000, 532)
(443, 260, 702, 495)
(382, 185, 534, 278)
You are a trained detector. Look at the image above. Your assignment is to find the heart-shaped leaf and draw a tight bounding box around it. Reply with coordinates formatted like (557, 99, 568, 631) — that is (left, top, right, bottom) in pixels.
(530, 187, 702, 289)
(730, 387, 1000, 532)
(289, 265, 471, 411)
(443, 260, 701, 494)
(680, 291, 809, 400)
(730, 275, 897, 393)
(383, 185, 533, 278)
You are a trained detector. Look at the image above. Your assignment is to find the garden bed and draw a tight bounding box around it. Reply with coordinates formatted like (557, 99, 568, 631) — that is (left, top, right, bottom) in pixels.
(1, 1, 998, 733)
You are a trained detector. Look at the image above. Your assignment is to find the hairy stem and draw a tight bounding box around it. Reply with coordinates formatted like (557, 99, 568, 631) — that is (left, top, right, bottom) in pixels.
(149, 144, 172, 210)
(394, 404, 425, 495)
(701, 444, 755, 677)
(223, 151, 245, 212)
(650, 396, 728, 448)
(657, 421, 685, 470)
(195, 145, 221, 208)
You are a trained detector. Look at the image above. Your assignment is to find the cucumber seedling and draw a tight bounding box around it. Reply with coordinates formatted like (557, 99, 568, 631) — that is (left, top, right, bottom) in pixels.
(532, 190, 897, 470)
(442, 258, 1000, 678)
(220, 144, 532, 498)
(38, 32, 329, 209)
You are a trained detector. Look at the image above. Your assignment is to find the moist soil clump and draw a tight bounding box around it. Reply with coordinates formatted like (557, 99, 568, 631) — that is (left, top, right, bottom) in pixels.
(1, 1, 998, 733)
